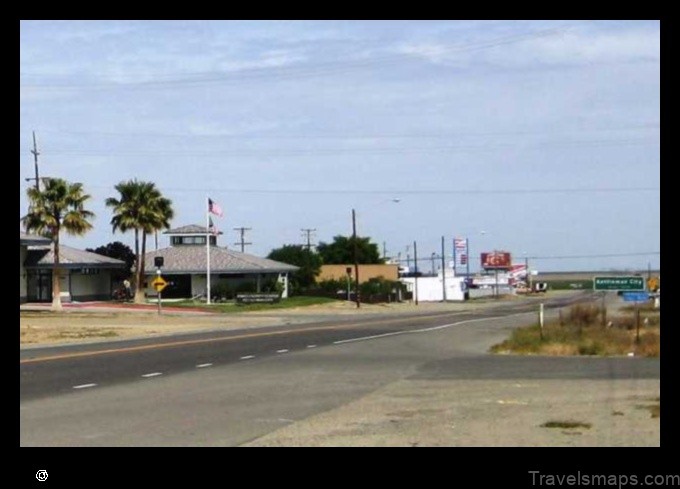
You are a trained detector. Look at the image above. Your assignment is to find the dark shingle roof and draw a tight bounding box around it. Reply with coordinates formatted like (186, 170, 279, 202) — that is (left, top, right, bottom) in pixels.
(24, 244, 126, 269)
(144, 246, 298, 274)
(20, 232, 51, 246)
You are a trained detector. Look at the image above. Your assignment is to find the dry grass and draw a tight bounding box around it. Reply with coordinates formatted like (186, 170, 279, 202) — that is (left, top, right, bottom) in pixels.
(491, 304, 660, 357)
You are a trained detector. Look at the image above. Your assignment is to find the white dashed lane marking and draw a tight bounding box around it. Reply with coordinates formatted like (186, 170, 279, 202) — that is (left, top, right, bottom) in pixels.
(141, 372, 163, 378)
(72, 383, 97, 389)
(276, 349, 289, 354)
(240, 355, 255, 360)
(307, 345, 317, 348)
(196, 363, 213, 368)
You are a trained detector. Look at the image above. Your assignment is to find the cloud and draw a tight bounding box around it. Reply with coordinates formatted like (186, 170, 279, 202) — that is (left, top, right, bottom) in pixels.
(396, 23, 659, 70)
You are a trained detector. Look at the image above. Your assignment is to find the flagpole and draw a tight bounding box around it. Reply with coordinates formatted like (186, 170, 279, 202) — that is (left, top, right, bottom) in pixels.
(206, 196, 211, 305)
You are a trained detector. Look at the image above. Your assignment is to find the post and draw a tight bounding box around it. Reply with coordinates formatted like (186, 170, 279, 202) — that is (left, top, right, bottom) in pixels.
(525, 254, 529, 288)
(206, 197, 211, 305)
(156, 269, 162, 315)
(495, 268, 499, 298)
(465, 238, 470, 282)
(413, 240, 419, 306)
(539, 303, 544, 341)
(635, 303, 641, 344)
(431, 252, 436, 275)
(441, 236, 447, 302)
(346, 267, 352, 302)
(31, 131, 40, 191)
(600, 292, 606, 327)
(352, 209, 360, 308)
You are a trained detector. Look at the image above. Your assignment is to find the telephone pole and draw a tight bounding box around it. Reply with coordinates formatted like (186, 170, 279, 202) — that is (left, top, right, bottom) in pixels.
(352, 209, 360, 308)
(233, 227, 252, 252)
(300, 228, 317, 251)
(26, 131, 41, 191)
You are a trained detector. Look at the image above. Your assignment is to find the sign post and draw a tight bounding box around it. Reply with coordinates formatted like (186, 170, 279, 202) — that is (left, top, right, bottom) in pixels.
(152, 257, 167, 315)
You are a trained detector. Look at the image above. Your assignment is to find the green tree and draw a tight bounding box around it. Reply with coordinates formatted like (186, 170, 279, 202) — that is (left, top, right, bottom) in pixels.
(317, 235, 383, 264)
(106, 180, 174, 303)
(86, 241, 135, 280)
(267, 245, 322, 292)
(22, 178, 94, 311)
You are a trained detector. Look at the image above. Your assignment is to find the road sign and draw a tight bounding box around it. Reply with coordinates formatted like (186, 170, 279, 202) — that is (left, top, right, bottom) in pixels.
(622, 292, 649, 302)
(152, 276, 168, 292)
(593, 276, 645, 291)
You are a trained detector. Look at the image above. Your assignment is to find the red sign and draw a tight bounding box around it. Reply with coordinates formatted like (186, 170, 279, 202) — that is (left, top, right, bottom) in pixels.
(481, 251, 512, 270)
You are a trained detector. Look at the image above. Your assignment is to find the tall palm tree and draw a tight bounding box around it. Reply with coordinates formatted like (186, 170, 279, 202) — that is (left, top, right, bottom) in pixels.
(106, 180, 174, 304)
(22, 178, 94, 311)
(106, 180, 143, 283)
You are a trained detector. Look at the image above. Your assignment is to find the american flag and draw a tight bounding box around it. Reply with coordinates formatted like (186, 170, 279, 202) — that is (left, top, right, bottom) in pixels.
(208, 198, 223, 217)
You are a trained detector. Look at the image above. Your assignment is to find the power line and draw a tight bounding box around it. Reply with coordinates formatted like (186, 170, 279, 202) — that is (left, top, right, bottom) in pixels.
(78, 184, 660, 196)
(528, 252, 660, 260)
(20, 26, 571, 90)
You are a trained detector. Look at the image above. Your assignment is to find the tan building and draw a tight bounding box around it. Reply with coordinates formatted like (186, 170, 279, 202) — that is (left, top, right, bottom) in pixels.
(318, 264, 399, 283)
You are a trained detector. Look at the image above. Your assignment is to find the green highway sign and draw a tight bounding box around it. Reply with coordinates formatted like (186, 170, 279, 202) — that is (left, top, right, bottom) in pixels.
(593, 276, 645, 291)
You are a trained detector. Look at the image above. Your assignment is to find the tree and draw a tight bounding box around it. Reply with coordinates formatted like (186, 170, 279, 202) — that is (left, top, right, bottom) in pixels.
(317, 235, 383, 264)
(22, 178, 94, 311)
(106, 180, 174, 303)
(267, 245, 322, 292)
(86, 241, 135, 280)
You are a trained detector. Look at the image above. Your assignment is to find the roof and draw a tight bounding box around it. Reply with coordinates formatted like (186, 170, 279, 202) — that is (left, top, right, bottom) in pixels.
(20, 232, 51, 246)
(24, 244, 127, 269)
(144, 246, 299, 275)
(164, 224, 222, 235)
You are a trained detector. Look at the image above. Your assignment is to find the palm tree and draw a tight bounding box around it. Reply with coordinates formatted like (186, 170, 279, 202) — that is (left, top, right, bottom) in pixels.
(106, 180, 174, 304)
(22, 178, 94, 311)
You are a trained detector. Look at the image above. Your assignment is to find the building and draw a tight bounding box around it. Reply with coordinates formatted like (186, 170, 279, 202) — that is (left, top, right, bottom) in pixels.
(143, 225, 299, 299)
(317, 264, 399, 284)
(20, 233, 127, 303)
(400, 269, 467, 302)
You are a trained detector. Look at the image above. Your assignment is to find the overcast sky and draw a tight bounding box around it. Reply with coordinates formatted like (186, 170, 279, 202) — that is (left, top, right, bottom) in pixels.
(19, 20, 660, 272)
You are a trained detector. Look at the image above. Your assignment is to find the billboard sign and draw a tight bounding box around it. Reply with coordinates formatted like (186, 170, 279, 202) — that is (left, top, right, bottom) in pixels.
(481, 251, 512, 270)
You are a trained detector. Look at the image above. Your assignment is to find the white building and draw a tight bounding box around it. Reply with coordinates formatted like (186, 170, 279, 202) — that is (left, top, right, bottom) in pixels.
(400, 270, 467, 302)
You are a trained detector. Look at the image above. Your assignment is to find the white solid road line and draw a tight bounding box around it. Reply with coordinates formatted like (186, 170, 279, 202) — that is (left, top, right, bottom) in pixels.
(306, 345, 317, 348)
(196, 363, 213, 368)
(141, 372, 163, 378)
(72, 383, 97, 389)
(240, 355, 255, 360)
(333, 314, 527, 345)
(276, 349, 289, 354)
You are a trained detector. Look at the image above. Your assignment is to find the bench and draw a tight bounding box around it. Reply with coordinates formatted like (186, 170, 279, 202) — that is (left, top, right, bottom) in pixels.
(236, 293, 281, 304)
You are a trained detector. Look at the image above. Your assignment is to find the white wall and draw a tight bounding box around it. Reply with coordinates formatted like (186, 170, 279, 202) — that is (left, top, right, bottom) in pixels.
(401, 272, 466, 302)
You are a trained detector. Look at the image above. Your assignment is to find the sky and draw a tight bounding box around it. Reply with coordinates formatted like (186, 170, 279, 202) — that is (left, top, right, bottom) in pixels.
(19, 20, 660, 273)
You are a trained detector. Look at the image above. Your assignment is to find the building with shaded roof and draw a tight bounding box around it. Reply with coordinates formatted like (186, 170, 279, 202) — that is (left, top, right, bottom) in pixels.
(20, 232, 127, 302)
(143, 225, 298, 299)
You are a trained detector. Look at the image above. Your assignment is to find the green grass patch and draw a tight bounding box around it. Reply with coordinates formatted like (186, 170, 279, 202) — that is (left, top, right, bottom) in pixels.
(541, 420, 592, 430)
(170, 296, 340, 313)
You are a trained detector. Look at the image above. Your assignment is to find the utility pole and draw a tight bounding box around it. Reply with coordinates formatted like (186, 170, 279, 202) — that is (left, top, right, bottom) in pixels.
(383, 241, 387, 260)
(352, 209, 360, 308)
(441, 236, 447, 302)
(233, 227, 252, 253)
(431, 252, 436, 275)
(301, 228, 317, 251)
(413, 240, 419, 305)
(26, 131, 41, 191)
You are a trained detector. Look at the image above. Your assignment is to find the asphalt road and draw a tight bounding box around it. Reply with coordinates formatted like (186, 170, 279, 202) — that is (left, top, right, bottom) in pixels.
(21, 291, 658, 447)
(19, 292, 588, 402)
